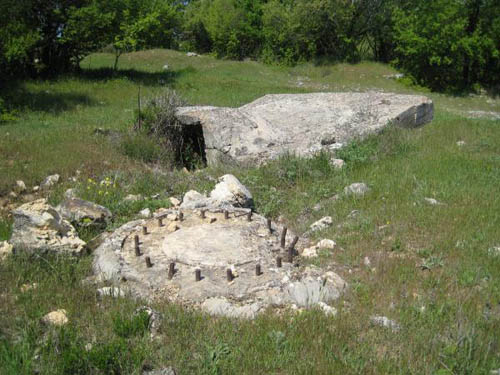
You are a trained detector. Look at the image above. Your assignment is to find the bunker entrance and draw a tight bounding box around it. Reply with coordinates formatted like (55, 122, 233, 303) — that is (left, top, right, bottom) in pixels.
(171, 122, 207, 170)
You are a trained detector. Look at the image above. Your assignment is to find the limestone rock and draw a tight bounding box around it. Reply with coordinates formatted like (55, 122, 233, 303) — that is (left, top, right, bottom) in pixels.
(10, 199, 86, 255)
(139, 208, 152, 218)
(180, 175, 252, 210)
(317, 302, 337, 316)
(0, 241, 13, 261)
(41, 309, 69, 326)
(15, 180, 27, 193)
(424, 197, 443, 206)
(370, 315, 400, 332)
(175, 92, 433, 165)
(309, 216, 333, 232)
(186, 52, 199, 57)
(301, 239, 336, 258)
(8, 191, 17, 199)
(169, 197, 181, 206)
(179, 190, 208, 210)
(64, 188, 77, 199)
(32, 186, 40, 193)
(344, 182, 370, 196)
(41, 174, 60, 190)
(58, 198, 112, 227)
(209, 174, 253, 208)
(124, 194, 143, 202)
(330, 159, 345, 169)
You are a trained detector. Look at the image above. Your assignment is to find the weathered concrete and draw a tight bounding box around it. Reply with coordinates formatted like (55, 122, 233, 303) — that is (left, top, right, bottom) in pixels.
(92, 205, 346, 318)
(175, 92, 434, 165)
(58, 197, 112, 227)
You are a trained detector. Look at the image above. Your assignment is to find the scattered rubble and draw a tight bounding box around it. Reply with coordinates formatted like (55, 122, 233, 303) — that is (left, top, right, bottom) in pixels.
(57, 198, 112, 227)
(15, 180, 27, 194)
(309, 216, 333, 232)
(0, 241, 13, 261)
(139, 208, 152, 218)
(424, 197, 443, 206)
(330, 159, 345, 169)
(10, 199, 86, 255)
(124, 194, 144, 203)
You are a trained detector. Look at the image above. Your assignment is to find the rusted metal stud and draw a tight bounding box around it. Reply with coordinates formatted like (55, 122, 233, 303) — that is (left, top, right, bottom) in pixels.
(195, 269, 201, 282)
(224, 210, 229, 220)
(145, 256, 153, 268)
(289, 235, 299, 251)
(142, 226, 148, 235)
(267, 218, 272, 233)
(179, 211, 184, 221)
(247, 210, 252, 222)
(255, 264, 262, 276)
(280, 227, 288, 248)
(200, 210, 206, 219)
(276, 256, 282, 268)
(158, 217, 163, 227)
(134, 235, 140, 257)
(226, 268, 234, 282)
(287, 247, 294, 263)
(168, 262, 175, 280)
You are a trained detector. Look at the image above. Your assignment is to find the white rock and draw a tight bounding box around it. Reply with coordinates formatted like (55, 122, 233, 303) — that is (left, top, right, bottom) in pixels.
(8, 191, 17, 199)
(15, 180, 27, 193)
(330, 159, 345, 169)
(41, 174, 60, 190)
(42, 309, 69, 326)
(302, 246, 319, 258)
(186, 52, 199, 57)
(317, 302, 337, 316)
(202, 297, 262, 319)
(169, 197, 181, 206)
(317, 239, 336, 250)
(344, 182, 370, 196)
(363, 257, 371, 267)
(97, 287, 126, 298)
(124, 194, 143, 202)
(139, 208, 152, 218)
(309, 216, 333, 232)
(456, 140, 466, 147)
(209, 174, 253, 208)
(0, 241, 13, 261)
(32, 186, 40, 192)
(162, 64, 169, 70)
(488, 246, 500, 256)
(370, 315, 400, 332)
(424, 197, 442, 205)
(64, 188, 77, 199)
(179, 190, 208, 209)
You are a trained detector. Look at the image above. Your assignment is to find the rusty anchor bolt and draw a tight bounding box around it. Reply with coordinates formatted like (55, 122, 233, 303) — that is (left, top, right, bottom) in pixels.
(255, 264, 262, 276)
(226, 268, 234, 282)
(289, 235, 299, 250)
(179, 211, 184, 221)
(145, 256, 153, 268)
(134, 235, 140, 256)
(200, 210, 206, 219)
(276, 256, 282, 268)
(247, 210, 252, 222)
(158, 217, 163, 227)
(224, 210, 229, 220)
(195, 269, 201, 282)
(280, 227, 288, 248)
(267, 218, 272, 233)
(287, 247, 294, 263)
(142, 226, 148, 235)
(168, 262, 175, 280)
(287, 236, 299, 262)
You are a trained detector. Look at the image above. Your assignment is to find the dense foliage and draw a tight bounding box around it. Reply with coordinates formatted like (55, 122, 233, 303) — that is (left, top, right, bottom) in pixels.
(1, 0, 499, 91)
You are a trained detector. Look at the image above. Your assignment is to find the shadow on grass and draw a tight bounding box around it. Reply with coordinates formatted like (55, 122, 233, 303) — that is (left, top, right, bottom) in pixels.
(77, 66, 191, 86)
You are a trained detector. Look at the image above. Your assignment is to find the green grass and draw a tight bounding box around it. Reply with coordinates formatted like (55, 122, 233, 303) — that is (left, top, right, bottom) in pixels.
(1, 49, 500, 374)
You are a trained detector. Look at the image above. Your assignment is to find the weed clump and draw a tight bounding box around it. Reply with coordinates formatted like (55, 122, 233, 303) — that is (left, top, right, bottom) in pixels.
(130, 90, 206, 169)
